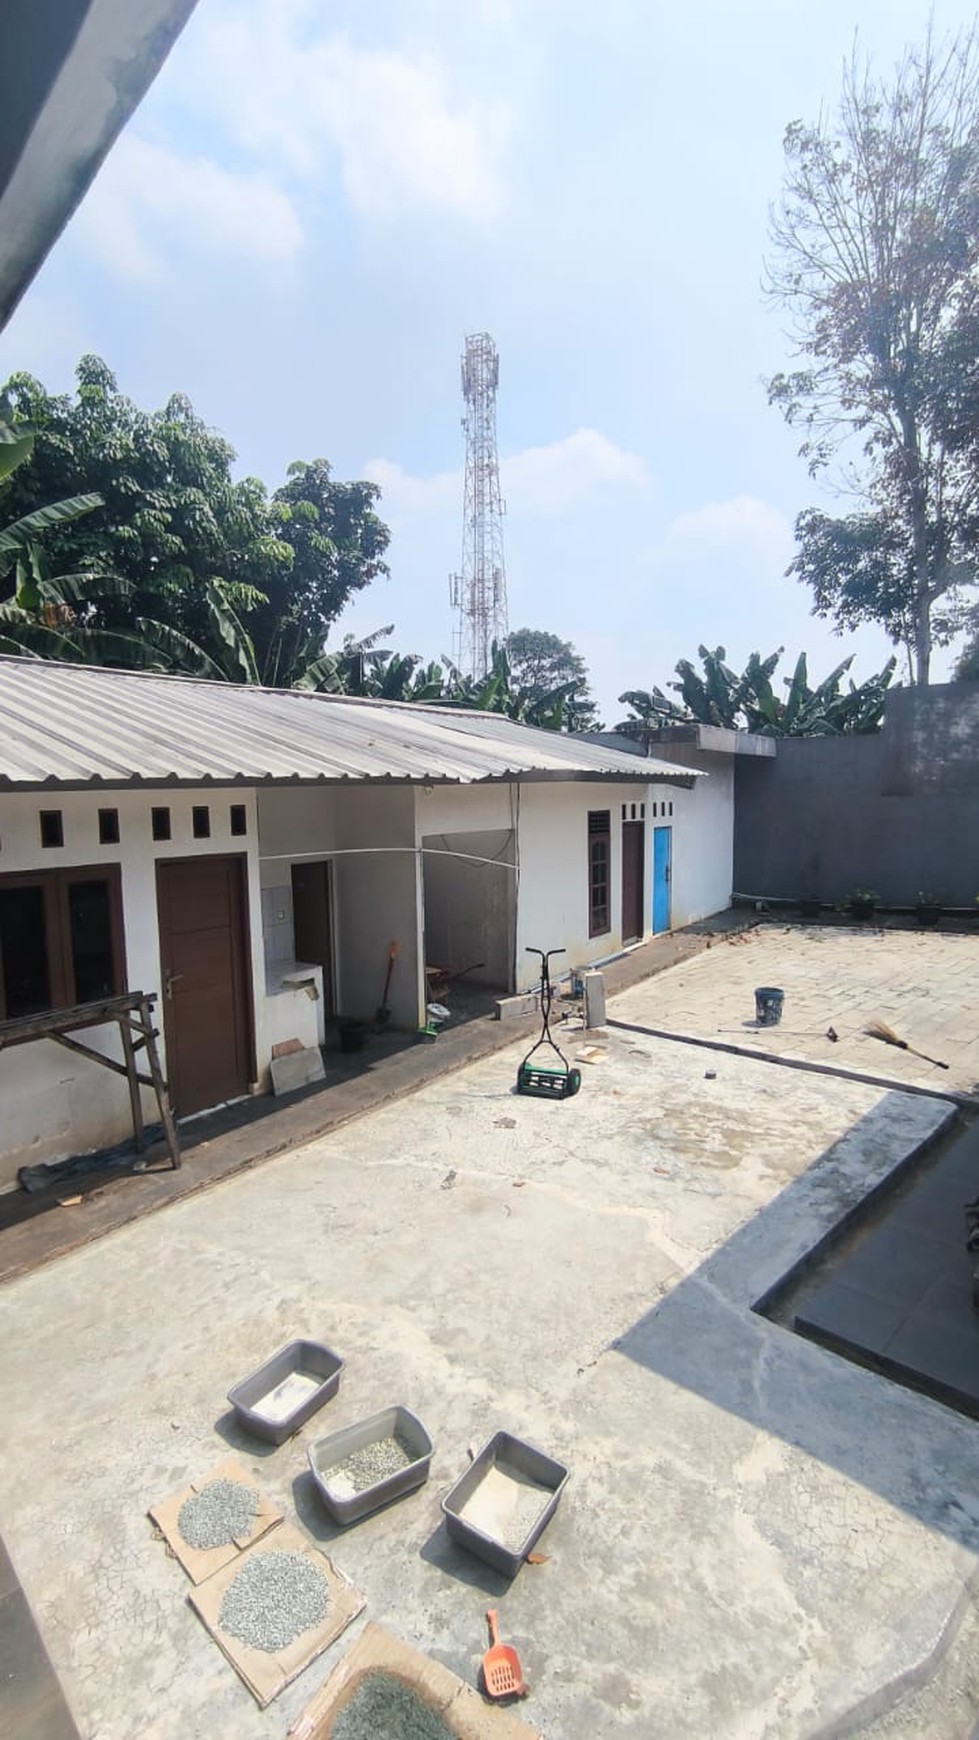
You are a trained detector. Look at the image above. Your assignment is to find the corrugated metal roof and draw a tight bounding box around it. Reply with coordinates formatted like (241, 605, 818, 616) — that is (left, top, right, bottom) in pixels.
(0, 657, 701, 789)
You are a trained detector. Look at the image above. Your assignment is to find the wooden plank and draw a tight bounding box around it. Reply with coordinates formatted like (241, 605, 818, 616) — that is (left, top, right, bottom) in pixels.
(140, 995, 181, 1170)
(46, 1031, 155, 1088)
(119, 1016, 145, 1154)
(0, 991, 145, 1048)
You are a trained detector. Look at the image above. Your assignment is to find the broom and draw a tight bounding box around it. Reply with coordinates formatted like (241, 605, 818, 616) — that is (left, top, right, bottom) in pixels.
(863, 1019, 948, 1070)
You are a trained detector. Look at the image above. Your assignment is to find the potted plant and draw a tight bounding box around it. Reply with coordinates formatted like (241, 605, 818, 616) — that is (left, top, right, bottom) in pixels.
(914, 890, 944, 926)
(847, 887, 880, 921)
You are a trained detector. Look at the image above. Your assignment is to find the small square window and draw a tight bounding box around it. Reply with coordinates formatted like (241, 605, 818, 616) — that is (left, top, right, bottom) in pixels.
(40, 810, 63, 848)
(98, 808, 120, 845)
(230, 804, 247, 837)
(192, 806, 211, 839)
(151, 807, 171, 842)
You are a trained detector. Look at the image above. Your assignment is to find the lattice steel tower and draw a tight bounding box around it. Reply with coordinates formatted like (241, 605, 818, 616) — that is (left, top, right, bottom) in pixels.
(449, 332, 508, 678)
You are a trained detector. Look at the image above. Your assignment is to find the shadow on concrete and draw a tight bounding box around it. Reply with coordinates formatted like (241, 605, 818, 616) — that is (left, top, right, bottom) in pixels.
(419, 1521, 512, 1599)
(611, 1095, 979, 1555)
(211, 1409, 281, 1461)
(289, 1468, 349, 1546)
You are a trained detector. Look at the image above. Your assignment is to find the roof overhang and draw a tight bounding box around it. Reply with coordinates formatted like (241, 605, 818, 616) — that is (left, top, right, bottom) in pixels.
(642, 724, 777, 758)
(0, 0, 199, 330)
(0, 768, 700, 795)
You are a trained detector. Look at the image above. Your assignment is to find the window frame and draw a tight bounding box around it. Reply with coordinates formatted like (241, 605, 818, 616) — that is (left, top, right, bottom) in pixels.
(0, 864, 127, 1021)
(587, 809, 612, 939)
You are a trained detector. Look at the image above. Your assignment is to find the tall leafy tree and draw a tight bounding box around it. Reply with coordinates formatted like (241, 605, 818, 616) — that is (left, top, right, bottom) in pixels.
(766, 23, 979, 683)
(0, 356, 390, 683)
(251, 460, 390, 687)
(505, 627, 602, 731)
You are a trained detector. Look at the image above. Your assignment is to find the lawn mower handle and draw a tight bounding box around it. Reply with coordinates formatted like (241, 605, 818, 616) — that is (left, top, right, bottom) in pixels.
(525, 946, 566, 964)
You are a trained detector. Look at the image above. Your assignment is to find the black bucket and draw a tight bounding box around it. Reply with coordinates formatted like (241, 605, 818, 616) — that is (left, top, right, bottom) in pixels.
(338, 1020, 365, 1054)
(754, 986, 784, 1026)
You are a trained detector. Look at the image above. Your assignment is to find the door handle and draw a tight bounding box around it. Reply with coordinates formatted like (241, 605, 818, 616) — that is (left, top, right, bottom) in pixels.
(164, 970, 183, 1000)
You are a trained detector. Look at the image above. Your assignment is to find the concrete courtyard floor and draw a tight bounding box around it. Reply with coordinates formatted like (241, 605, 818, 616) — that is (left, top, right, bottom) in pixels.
(2, 927, 979, 1738)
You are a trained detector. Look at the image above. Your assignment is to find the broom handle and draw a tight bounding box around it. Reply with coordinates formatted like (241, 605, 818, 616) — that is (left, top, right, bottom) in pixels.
(909, 1046, 949, 1069)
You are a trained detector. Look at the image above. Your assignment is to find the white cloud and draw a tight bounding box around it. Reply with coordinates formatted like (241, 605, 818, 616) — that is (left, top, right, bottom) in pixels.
(503, 428, 649, 516)
(172, 5, 506, 221)
(74, 135, 303, 281)
(656, 495, 794, 574)
(363, 457, 459, 516)
(364, 429, 649, 526)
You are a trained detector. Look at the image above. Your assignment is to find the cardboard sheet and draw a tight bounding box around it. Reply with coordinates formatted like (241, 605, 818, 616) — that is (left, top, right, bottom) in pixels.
(189, 1521, 364, 1709)
(149, 1454, 284, 1584)
(289, 1621, 542, 1739)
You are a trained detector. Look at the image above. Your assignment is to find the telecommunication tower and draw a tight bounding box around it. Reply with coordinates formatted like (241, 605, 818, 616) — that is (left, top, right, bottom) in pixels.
(449, 332, 509, 678)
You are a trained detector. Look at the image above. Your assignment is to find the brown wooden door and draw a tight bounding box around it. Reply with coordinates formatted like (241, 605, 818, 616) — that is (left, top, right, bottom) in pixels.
(622, 819, 645, 944)
(157, 856, 253, 1116)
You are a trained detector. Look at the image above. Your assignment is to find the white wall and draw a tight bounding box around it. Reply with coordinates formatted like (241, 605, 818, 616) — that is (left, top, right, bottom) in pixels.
(256, 785, 427, 1035)
(256, 787, 338, 1036)
(652, 751, 733, 926)
(514, 781, 648, 992)
(0, 787, 264, 1186)
(415, 783, 516, 837)
(333, 786, 423, 1030)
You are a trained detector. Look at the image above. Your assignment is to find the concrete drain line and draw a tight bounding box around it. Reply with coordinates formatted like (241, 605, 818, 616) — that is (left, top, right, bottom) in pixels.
(605, 1018, 979, 1111)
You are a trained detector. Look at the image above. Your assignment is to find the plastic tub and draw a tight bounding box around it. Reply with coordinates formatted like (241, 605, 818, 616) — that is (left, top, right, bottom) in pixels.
(441, 1430, 569, 1578)
(227, 1339, 344, 1445)
(308, 1404, 433, 1525)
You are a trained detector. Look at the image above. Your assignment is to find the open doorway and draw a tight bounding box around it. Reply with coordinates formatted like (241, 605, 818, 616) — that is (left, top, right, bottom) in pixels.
(421, 830, 516, 997)
(291, 860, 335, 1019)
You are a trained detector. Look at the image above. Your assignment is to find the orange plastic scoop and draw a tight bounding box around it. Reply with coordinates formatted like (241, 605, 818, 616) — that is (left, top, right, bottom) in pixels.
(481, 1608, 528, 1700)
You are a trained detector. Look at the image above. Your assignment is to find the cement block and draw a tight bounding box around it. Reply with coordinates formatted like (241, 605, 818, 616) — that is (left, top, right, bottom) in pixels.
(269, 1047, 326, 1096)
(494, 991, 539, 1024)
(583, 970, 606, 1029)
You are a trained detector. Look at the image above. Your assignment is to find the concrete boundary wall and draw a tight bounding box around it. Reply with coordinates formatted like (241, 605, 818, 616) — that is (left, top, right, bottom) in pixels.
(734, 683, 979, 907)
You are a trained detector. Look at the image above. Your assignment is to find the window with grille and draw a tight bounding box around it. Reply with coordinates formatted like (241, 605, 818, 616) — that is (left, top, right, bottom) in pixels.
(588, 809, 611, 938)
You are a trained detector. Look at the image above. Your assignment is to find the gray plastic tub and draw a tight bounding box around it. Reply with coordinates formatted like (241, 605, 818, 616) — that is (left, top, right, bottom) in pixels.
(441, 1429, 569, 1578)
(307, 1403, 433, 1525)
(227, 1338, 344, 1445)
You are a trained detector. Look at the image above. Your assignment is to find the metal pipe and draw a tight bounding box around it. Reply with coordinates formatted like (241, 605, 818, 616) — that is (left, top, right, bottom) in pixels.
(258, 845, 517, 870)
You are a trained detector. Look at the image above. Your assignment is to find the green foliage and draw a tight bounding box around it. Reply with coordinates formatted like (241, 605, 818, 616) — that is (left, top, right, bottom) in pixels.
(250, 459, 390, 687)
(0, 357, 390, 684)
(504, 627, 602, 731)
(766, 24, 979, 683)
(617, 645, 896, 738)
(298, 633, 581, 731)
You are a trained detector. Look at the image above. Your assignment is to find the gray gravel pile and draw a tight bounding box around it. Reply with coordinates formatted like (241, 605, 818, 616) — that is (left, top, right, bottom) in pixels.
(331, 1672, 453, 1739)
(177, 1479, 258, 1550)
(326, 1432, 414, 1497)
(218, 1550, 328, 1652)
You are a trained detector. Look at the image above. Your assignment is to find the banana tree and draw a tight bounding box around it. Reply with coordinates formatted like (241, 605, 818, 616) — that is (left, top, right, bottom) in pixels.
(618, 645, 897, 738)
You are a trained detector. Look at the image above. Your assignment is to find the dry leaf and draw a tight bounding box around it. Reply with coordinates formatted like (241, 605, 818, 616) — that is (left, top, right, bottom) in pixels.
(526, 1551, 549, 1565)
(512, 1180, 527, 1189)
(57, 1195, 83, 1207)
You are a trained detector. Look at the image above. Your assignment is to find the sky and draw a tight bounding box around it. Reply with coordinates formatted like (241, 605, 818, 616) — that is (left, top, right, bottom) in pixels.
(2, 0, 975, 722)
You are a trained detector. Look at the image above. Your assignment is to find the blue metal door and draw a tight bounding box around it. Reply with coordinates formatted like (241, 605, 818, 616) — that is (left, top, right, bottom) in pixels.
(652, 826, 672, 933)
